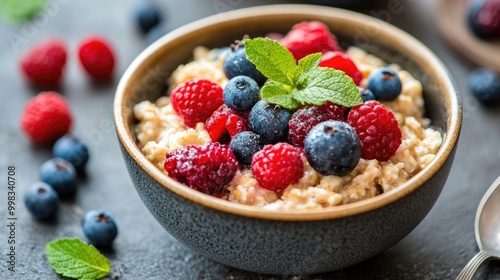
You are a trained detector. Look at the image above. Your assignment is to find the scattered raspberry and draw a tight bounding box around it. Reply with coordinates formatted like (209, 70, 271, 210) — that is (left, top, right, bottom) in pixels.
(164, 143, 238, 196)
(280, 21, 341, 61)
(171, 79, 224, 127)
(319, 51, 362, 85)
(78, 36, 116, 80)
(347, 101, 402, 161)
(205, 105, 250, 142)
(288, 102, 347, 147)
(251, 143, 304, 192)
(20, 39, 67, 86)
(21, 92, 72, 143)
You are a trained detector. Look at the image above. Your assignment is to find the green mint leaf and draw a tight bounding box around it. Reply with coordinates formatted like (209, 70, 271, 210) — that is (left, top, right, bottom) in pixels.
(45, 238, 110, 280)
(0, 0, 48, 24)
(292, 67, 362, 107)
(244, 37, 296, 86)
(261, 81, 298, 109)
(296, 53, 322, 81)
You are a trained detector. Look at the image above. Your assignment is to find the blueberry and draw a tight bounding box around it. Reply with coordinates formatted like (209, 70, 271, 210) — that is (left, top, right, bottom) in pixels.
(223, 44, 267, 86)
(24, 182, 59, 219)
(469, 68, 500, 104)
(367, 67, 402, 101)
(146, 23, 170, 45)
(358, 86, 376, 102)
(304, 120, 360, 176)
(133, 1, 162, 34)
(249, 100, 291, 144)
(214, 46, 230, 61)
(224, 75, 260, 111)
(40, 158, 77, 197)
(467, 0, 500, 39)
(82, 210, 118, 247)
(53, 135, 89, 170)
(229, 131, 262, 166)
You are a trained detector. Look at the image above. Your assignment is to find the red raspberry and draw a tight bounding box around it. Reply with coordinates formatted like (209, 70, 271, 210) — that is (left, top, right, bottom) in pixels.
(205, 105, 250, 142)
(21, 92, 72, 144)
(347, 101, 402, 161)
(171, 79, 224, 127)
(251, 143, 304, 192)
(20, 39, 67, 86)
(78, 36, 116, 80)
(319, 51, 362, 85)
(288, 102, 346, 147)
(281, 21, 341, 61)
(164, 143, 238, 197)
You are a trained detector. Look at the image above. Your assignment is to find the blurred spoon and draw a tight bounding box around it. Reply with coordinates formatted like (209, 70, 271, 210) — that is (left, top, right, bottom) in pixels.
(456, 176, 500, 279)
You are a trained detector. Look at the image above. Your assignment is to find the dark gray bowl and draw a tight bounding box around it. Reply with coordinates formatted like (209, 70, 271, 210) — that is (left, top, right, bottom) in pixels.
(114, 5, 462, 275)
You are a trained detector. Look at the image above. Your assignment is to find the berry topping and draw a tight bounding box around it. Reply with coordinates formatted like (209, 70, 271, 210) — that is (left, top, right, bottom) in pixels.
(78, 36, 116, 80)
(251, 143, 304, 192)
(53, 135, 90, 170)
(249, 100, 291, 144)
(20, 39, 67, 86)
(319, 51, 362, 85)
(171, 78, 224, 127)
(348, 101, 402, 161)
(280, 21, 341, 61)
(469, 67, 500, 104)
(164, 143, 238, 196)
(288, 102, 347, 147)
(205, 104, 250, 142)
(82, 210, 118, 247)
(40, 158, 78, 197)
(223, 75, 260, 111)
(21, 92, 72, 144)
(24, 182, 60, 219)
(229, 131, 262, 166)
(304, 121, 360, 177)
(133, 1, 162, 34)
(223, 43, 267, 86)
(367, 67, 402, 101)
(467, 0, 500, 39)
(358, 86, 376, 102)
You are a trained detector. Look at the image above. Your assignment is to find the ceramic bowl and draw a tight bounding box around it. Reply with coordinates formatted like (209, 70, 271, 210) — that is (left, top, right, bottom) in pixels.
(114, 4, 461, 275)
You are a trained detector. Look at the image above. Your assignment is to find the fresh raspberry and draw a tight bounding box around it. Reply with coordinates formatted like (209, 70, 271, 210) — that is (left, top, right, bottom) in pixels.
(319, 51, 362, 85)
(468, 0, 500, 38)
(251, 143, 304, 192)
(288, 102, 347, 147)
(78, 36, 116, 80)
(347, 101, 402, 161)
(171, 79, 224, 127)
(164, 143, 238, 197)
(20, 39, 67, 86)
(280, 21, 341, 61)
(21, 92, 72, 143)
(205, 105, 250, 142)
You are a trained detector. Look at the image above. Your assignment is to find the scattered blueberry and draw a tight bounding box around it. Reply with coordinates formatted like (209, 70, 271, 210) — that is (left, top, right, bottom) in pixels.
(367, 67, 402, 101)
(249, 100, 291, 144)
(24, 182, 59, 219)
(223, 44, 267, 86)
(467, 0, 500, 39)
(146, 22, 170, 45)
(82, 210, 118, 247)
(229, 131, 262, 166)
(223, 75, 260, 111)
(358, 86, 376, 102)
(304, 120, 361, 176)
(40, 158, 77, 197)
(469, 67, 500, 104)
(133, 1, 163, 34)
(53, 135, 89, 170)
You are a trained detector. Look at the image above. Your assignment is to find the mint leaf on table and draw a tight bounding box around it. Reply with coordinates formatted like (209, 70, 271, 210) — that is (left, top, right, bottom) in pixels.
(243, 38, 361, 109)
(45, 238, 110, 280)
(0, 0, 48, 24)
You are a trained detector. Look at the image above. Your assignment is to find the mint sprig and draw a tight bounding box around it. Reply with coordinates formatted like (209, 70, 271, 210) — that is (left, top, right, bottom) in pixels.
(244, 37, 362, 109)
(45, 238, 110, 280)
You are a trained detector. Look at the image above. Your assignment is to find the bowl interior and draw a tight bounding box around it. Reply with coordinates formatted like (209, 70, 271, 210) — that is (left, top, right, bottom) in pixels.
(114, 4, 461, 221)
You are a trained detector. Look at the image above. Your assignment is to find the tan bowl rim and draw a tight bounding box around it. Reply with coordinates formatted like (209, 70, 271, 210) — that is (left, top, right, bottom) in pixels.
(114, 4, 462, 221)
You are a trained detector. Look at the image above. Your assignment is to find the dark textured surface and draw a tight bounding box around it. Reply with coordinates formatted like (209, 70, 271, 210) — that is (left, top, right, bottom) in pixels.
(1, 0, 500, 279)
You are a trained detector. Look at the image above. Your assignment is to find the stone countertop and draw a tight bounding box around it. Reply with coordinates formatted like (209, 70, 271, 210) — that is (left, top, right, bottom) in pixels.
(1, 0, 500, 279)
